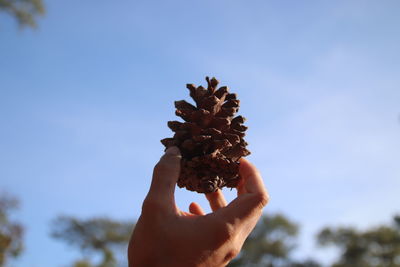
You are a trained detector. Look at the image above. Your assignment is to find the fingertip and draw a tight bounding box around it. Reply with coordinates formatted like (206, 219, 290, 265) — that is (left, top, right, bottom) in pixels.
(237, 158, 266, 195)
(154, 147, 182, 179)
(239, 158, 259, 176)
(189, 202, 205, 216)
(189, 202, 196, 213)
(206, 190, 227, 212)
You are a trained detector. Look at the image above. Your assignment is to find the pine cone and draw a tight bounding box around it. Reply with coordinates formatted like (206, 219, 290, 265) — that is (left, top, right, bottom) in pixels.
(161, 77, 250, 193)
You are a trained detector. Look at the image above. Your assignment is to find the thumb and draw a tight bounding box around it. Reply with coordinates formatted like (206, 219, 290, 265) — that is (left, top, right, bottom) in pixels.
(147, 146, 181, 209)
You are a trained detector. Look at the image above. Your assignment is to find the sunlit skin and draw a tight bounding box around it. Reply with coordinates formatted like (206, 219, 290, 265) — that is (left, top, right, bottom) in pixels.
(128, 146, 269, 267)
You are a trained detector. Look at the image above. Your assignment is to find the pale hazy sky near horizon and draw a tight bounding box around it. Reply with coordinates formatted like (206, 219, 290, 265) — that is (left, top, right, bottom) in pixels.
(1, 0, 400, 266)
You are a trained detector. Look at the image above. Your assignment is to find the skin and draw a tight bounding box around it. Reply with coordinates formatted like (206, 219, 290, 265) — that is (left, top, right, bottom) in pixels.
(128, 146, 269, 267)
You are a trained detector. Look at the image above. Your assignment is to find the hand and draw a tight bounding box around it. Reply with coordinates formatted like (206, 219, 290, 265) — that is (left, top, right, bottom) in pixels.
(128, 147, 269, 267)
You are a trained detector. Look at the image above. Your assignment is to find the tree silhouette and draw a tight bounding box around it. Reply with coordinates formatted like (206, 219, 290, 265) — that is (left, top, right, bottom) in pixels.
(51, 216, 134, 267)
(0, 0, 45, 28)
(229, 213, 320, 267)
(318, 215, 400, 267)
(0, 194, 23, 266)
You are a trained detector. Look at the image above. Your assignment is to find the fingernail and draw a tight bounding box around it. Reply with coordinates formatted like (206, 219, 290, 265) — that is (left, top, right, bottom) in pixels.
(165, 146, 181, 156)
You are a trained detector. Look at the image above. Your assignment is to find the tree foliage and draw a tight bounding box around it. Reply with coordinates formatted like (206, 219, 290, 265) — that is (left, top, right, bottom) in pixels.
(229, 213, 319, 267)
(0, 0, 45, 28)
(51, 216, 134, 267)
(318, 215, 400, 267)
(0, 194, 23, 266)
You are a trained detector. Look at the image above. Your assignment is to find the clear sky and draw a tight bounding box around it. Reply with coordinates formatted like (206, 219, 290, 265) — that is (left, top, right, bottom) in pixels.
(1, 0, 400, 266)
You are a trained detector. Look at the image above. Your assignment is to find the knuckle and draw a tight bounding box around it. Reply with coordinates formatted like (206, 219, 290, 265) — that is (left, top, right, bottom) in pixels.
(253, 169, 262, 179)
(224, 246, 240, 262)
(153, 161, 167, 174)
(254, 192, 269, 209)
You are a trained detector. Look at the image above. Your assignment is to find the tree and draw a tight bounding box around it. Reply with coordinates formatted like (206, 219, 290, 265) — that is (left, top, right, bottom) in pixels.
(317, 215, 400, 267)
(229, 213, 319, 267)
(0, 194, 23, 266)
(51, 216, 134, 267)
(289, 260, 322, 267)
(0, 0, 45, 28)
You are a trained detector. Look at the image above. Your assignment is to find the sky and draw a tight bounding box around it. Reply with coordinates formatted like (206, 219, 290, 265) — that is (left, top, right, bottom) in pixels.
(1, 0, 400, 266)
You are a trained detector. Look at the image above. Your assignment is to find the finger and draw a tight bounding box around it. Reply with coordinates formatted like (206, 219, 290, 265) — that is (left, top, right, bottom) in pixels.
(237, 158, 268, 196)
(215, 159, 269, 225)
(217, 193, 268, 225)
(223, 196, 264, 244)
(146, 147, 181, 210)
(189, 202, 205, 216)
(205, 189, 227, 212)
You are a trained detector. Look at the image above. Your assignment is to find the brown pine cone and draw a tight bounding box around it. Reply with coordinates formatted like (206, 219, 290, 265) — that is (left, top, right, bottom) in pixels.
(161, 77, 250, 193)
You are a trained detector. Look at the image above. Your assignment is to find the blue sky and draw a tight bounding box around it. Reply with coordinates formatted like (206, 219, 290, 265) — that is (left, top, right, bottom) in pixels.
(1, 0, 400, 266)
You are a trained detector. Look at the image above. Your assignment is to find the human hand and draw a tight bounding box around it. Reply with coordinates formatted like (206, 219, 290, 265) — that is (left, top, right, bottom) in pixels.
(128, 147, 269, 267)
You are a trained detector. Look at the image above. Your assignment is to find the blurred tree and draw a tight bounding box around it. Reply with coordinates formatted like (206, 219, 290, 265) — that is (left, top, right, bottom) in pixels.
(395, 215, 400, 230)
(229, 213, 320, 267)
(0, 194, 23, 266)
(51, 216, 134, 267)
(0, 0, 45, 28)
(72, 259, 94, 267)
(318, 215, 400, 267)
(289, 259, 322, 267)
